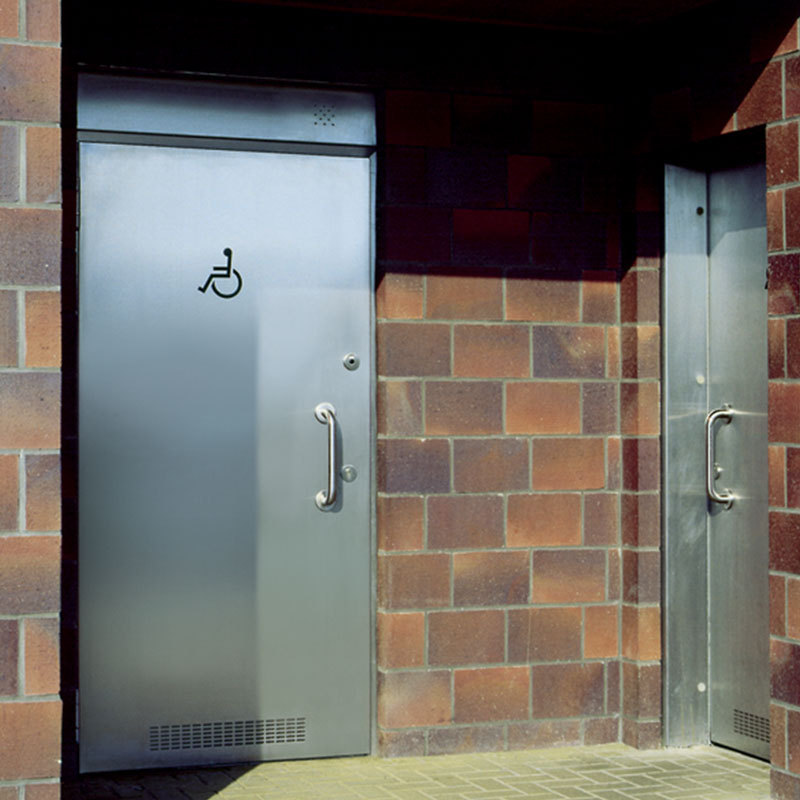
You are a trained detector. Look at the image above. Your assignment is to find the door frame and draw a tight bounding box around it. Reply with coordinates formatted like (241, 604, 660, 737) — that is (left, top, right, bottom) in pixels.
(662, 162, 711, 747)
(73, 73, 379, 766)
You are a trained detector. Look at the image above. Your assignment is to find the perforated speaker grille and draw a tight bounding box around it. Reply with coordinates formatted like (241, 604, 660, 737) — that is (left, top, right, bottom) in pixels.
(312, 103, 336, 127)
(149, 717, 306, 751)
(733, 709, 770, 743)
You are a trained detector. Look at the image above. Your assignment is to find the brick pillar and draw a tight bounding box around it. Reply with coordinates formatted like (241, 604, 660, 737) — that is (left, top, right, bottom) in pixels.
(619, 186, 662, 748)
(0, 0, 63, 794)
(766, 24, 800, 797)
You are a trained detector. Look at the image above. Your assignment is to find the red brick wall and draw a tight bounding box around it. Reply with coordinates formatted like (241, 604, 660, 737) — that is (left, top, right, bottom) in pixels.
(0, 0, 63, 794)
(375, 90, 661, 754)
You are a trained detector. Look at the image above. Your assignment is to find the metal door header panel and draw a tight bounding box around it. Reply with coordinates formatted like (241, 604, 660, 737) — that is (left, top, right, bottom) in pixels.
(77, 75, 376, 146)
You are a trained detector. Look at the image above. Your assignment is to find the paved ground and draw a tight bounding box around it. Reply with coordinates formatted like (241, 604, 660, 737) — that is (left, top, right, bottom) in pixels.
(75, 744, 770, 800)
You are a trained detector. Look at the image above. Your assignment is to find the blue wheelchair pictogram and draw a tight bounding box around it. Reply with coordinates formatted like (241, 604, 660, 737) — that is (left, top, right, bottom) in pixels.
(198, 247, 243, 299)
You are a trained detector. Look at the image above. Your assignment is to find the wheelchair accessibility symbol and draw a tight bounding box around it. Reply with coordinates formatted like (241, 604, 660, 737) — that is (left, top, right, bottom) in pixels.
(198, 247, 243, 299)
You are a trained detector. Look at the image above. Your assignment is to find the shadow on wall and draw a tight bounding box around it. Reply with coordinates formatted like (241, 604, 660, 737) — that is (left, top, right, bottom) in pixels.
(374, 0, 798, 288)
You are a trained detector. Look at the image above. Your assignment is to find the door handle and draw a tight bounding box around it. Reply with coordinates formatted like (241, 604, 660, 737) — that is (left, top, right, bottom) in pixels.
(314, 402, 338, 510)
(706, 405, 734, 509)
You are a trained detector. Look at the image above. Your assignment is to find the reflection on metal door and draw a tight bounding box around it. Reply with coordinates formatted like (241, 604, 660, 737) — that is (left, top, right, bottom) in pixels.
(664, 162, 769, 759)
(77, 78, 375, 772)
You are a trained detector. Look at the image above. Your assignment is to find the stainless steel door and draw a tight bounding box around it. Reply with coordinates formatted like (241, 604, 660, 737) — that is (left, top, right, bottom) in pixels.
(707, 165, 770, 757)
(78, 140, 373, 771)
(664, 163, 769, 759)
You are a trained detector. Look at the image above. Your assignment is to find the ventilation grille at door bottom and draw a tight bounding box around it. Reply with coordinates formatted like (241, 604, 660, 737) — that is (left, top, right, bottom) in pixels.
(149, 718, 306, 751)
(733, 709, 770, 743)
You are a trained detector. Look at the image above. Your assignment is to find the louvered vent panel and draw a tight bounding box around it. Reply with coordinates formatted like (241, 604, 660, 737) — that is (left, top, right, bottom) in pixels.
(733, 709, 770, 743)
(149, 718, 306, 751)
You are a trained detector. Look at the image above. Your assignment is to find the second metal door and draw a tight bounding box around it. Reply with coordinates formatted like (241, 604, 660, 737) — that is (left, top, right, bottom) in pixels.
(664, 162, 770, 758)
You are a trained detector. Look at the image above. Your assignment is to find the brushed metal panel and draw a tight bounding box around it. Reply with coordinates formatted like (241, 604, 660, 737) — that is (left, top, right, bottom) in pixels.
(707, 163, 769, 760)
(664, 162, 770, 760)
(79, 141, 372, 771)
(78, 75, 376, 146)
(663, 164, 710, 746)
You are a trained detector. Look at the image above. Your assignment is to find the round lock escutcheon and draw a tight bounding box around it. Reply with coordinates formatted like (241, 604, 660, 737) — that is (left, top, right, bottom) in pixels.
(343, 353, 360, 371)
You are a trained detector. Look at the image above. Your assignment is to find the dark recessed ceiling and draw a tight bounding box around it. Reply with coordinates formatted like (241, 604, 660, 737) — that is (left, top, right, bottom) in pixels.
(231, 0, 722, 32)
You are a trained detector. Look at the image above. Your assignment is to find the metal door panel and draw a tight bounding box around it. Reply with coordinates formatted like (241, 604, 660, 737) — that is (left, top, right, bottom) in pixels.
(77, 74, 376, 147)
(79, 142, 372, 771)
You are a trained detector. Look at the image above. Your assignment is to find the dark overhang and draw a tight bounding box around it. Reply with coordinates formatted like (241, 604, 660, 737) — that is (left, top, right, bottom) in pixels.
(227, 0, 722, 32)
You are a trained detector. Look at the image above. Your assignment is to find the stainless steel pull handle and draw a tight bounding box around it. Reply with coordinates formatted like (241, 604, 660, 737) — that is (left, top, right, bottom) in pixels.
(314, 402, 337, 510)
(706, 405, 734, 509)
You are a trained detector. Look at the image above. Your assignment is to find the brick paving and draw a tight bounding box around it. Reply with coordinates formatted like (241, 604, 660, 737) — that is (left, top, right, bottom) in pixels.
(73, 744, 770, 800)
